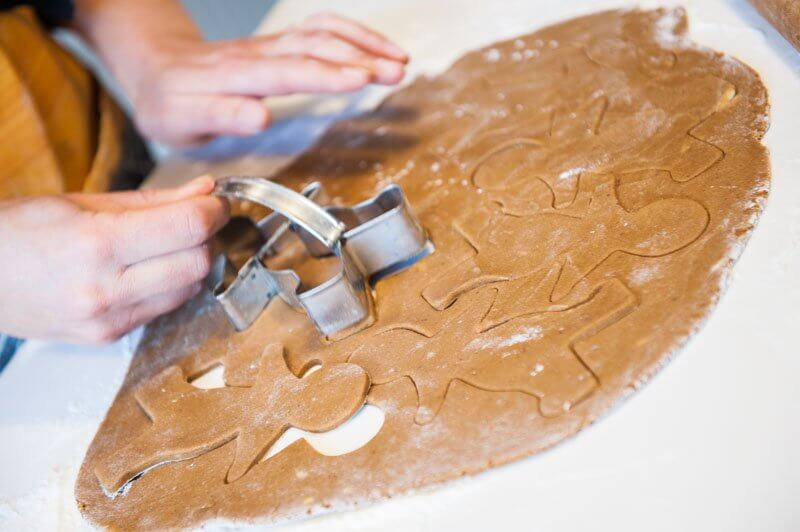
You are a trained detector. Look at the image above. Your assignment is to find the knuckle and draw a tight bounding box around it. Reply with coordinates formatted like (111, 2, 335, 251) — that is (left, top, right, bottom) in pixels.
(184, 203, 216, 243)
(73, 284, 111, 320)
(302, 28, 333, 41)
(188, 244, 214, 281)
(299, 56, 327, 71)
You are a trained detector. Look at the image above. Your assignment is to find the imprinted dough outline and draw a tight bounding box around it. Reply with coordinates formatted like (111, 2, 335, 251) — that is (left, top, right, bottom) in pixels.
(94, 345, 369, 495)
(349, 280, 638, 424)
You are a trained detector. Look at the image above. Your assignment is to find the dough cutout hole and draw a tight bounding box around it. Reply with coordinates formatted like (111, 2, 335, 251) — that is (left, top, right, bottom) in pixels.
(189, 364, 225, 389)
(263, 404, 385, 460)
(190, 361, 323, 390)
(301, 362, 322, 377)
(186, 360, 381, 461)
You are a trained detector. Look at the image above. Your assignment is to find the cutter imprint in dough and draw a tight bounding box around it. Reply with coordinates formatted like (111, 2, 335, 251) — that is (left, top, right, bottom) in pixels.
(94, 344, 369, 494)
(76, 8, 771, 529)
(349, 280, 637, 424)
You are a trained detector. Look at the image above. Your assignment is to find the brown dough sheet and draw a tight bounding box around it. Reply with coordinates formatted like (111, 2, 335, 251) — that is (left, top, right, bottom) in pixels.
(749, 0, 800, 52)
(76, 8, 770, 529)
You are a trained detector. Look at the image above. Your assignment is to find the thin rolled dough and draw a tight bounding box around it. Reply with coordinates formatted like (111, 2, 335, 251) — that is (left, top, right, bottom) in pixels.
(76, 8, 770, 529)
(749, 0, 800, 53)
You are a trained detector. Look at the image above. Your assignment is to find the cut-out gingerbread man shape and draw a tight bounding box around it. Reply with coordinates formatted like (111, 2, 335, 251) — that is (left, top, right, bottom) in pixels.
(423, 174, 708, 319)
(468, 72, 732, 213)
(350, 281, 635, 425)
(479, 261, 595, 331)
(584, 37, 679, 79)
(95, 344, 369, 494)
(465, 94, 608, 198)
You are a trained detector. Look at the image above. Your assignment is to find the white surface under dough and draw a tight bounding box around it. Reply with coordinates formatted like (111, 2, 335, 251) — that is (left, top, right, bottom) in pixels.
(1, 0, 799, 530)
(187, 364, 387, 460)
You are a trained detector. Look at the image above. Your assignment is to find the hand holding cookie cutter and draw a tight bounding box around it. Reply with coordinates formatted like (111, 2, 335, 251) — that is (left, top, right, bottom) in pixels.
(212, 176, 431, 337)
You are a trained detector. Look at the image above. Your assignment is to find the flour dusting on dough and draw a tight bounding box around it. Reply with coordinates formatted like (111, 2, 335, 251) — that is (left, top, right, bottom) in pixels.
(466, 326, 544, 350)
(76, 8, 770, 529)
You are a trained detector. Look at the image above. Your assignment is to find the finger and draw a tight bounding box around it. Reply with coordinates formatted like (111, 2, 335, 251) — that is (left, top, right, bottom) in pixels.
(113, 195, 229, 264)
(141, 93, 271, 147)
(116, 244, 213, 304)
(88, 282, 203, 344)
(254, 30, 405, 84)
(69, 176, 217, 211)
(182, 56, 371, 96)
(301, 12, 408, 62)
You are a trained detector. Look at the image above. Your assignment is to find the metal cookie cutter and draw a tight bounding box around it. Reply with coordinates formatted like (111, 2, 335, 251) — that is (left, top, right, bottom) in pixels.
(297, 184, 432, 278)
(212, 176, 431, 337)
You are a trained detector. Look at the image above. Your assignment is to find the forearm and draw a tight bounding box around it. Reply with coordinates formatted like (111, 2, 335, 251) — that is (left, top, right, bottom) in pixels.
(73, 0, 202, 102)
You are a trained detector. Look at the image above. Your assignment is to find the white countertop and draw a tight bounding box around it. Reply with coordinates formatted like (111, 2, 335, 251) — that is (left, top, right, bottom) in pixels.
(1, 1, 799, 530)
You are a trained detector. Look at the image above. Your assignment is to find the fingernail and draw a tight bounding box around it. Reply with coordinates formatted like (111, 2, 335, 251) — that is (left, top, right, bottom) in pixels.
(375, 58, 405, 82)
(387, 43, 409, 62)
(184, 175, 216, 194)
(240, 106, 269, 134)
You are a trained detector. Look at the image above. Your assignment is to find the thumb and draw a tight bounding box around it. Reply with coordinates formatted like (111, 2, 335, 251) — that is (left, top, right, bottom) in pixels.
(111, 175, 217, 209)
(68, 176, 218, 212)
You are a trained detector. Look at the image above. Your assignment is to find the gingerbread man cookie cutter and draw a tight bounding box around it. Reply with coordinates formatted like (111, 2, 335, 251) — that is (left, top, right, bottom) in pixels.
(212, 176, 431, 336)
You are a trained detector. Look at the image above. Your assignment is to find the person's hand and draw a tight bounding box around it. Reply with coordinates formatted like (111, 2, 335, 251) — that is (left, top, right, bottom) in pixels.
(75, 2, 409, 147)
(0, 177, 229, 343)
(133, 13, 408, 147)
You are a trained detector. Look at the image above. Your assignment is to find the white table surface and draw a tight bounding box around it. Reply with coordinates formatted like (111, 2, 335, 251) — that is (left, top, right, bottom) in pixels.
(1, 0, 799, 530)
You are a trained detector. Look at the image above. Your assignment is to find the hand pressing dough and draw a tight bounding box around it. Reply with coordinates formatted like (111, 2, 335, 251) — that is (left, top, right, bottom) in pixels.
(76, 8, 770, 530)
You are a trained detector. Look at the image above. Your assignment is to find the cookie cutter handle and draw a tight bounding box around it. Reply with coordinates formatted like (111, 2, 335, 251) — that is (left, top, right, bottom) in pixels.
(211, 176, 347, 332)
(214, 176, 344, 249)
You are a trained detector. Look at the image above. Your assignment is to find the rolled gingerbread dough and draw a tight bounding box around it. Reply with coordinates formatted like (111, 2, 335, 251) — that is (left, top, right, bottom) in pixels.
(749, 0, 800, 53)
(76, 8, 770, 529)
